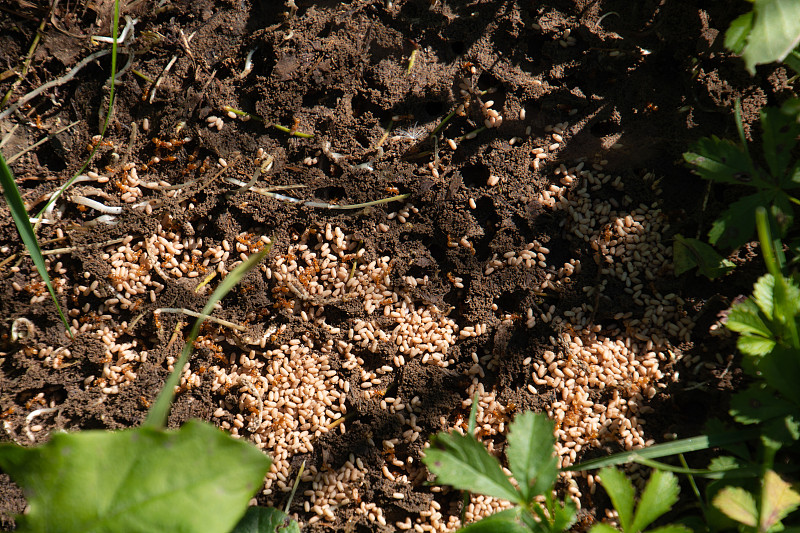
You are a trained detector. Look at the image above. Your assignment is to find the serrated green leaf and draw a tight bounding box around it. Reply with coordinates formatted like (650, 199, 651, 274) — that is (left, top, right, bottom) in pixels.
(754, 346, 800, 404)
(424, 432, 522, 504)
(762, 106, 800, 180)
(761, 470, 800, 531)
(753, 274, 776, 319)
(725, 12, 755, 53)
(598, 468, 635, 531)
(0, 420, 271, 533)
(737, 334, 777, 356)
(550, 498, 578, 531)
(459, 507, 530, 533)
(708, 192, 771, 248)
(741, 0, 800, 74)
(506, 412, 558, 502)
(684, 136, 756, 186)
(230, 506, 300, 533)
(630, 470, 680, 533)
(714, 486, 758, 527)
(730, 384, 793, 424)
(726, 298, 774, 338)
(672, 234, 735, 278)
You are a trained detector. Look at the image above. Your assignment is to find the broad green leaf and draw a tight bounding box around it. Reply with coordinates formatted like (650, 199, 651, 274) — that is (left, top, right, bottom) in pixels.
(672, 234, 735, 278)
(549, 498, 578, 531)
(630, 470, 680, 532)
(730, 384, 794, 425)
(144, 244, 272, 428)
(726, 299, 773, 339)
(741, 0, 800, 74)
(684, 136, 756, 186)
(725, 12, 754, 53)
(0, 420, 271, 533)
(597, 467, 635, 532)
(753, 274, 776, 319)
(231, 506, 301, 533)
(761, 470, 800, 531)
(759, 346, 800, 403)
(772, 273, 800, 330)
(737, 334, 777, 356)
(424, 432, 522, 504)
(708, 192, 770, 248)
(761, 107, 800, 181)
(0, 152, 71, 335)
(506, 412, 558, 502)
(713, 486, 758, 527)
(459, 507, 530, 533)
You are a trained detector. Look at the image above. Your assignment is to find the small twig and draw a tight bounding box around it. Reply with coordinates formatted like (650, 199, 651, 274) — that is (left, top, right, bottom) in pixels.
(0, 49, 112, 120)
(5, 120, 80, 164)
(155, 308, 246, 332)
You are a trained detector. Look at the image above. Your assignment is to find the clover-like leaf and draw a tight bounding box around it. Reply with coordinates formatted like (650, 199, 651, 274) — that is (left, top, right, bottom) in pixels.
(506, 412, 558, 502)
(0, 420, 271, 533)
(597, 468, 636, 531)
(684, 136, 756, 186)
(630, 470, 680, 533)
(459, 507, 530, 533)
(761, 470, 800, 531)
(708, 192, 772, 249)
(714, 486, 758, 527)
(424, 431, 521, 504)
(730, 384, 794, 425)
(672, 234, 735, 278)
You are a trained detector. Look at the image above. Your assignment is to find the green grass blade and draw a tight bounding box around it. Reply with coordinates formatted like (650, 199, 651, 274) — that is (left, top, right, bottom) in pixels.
(36, 0, 120, 219)
(144, 244, 272, 429)
(565, 429, 761, 471)
(0, 152, 72, 336)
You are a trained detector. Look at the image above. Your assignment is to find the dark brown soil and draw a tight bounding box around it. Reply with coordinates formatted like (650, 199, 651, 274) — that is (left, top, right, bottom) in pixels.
(0, 0, 794, 531)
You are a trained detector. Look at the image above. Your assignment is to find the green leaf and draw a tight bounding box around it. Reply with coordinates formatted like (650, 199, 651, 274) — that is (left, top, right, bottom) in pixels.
(741, 0, 800, 74)
(708, 192, 771, 248)
(549, 498, 578, 532)
(0, 420, 271, 533)
(713, 486, 758, 527)
(730, 384, 794, 425)
(684, 136, 756, 186)
(760, 470, 800, 531)
(0, 152, 72, 336)
(783, 49, 800, 75)
(762, 106, 800, 180)
(231, 506, 301, 533)
(672, 234, 735, 278)
(753, 274, 776, 319)
(144, 244, 272, 428)
(737, 334, 777, 356)
(424, 432, 522, 504)
(459, 507, 530, 533)
(725, 12, 755, 53)
(726, 298, 774, 339)
(506, 412, 558, 502)
(630, 470, 680, 532)
(597, 468, 635, 532)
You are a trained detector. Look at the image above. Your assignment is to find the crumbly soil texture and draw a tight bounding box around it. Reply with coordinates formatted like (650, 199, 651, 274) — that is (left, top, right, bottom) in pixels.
(0, 0, 795, 531)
